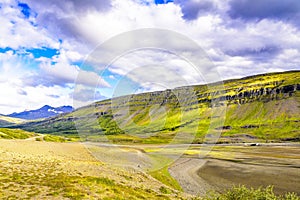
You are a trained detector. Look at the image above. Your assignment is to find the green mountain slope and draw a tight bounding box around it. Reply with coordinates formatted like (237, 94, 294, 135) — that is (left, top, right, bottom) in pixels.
(12, 70, 300, 143)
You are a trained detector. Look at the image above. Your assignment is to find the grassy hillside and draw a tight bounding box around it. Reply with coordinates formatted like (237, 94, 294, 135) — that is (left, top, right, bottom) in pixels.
(0, 116, 25, 127)
(0, 128, 77, 142)
(12, 70, 300, 143)
(0, 128, 37, 139)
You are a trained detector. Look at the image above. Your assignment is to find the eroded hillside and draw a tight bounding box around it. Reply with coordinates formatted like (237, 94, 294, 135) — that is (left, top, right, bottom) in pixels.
(11, 71, 300, 143)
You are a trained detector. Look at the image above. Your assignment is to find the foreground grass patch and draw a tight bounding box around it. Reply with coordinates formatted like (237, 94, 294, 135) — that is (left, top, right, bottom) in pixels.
(147, 154, 182, 191)
(0, 168, 172, 199)
(43, 134, 67, 142)
(203, 185, 300, 200)
(149, 166, 182, 192)
(0, 140, 182, 199)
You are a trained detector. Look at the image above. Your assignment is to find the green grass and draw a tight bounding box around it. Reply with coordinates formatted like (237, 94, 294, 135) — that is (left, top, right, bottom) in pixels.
(0, 115, 25, 125)
(0, 163, 172, 199)
(149, 166, 182, 192)
(0, 128, 36, 139)
(0, 128, 78, 142)
(203, 185, 300, 200)
(147, 153, 182, 191)
(43, 135, 67, 142)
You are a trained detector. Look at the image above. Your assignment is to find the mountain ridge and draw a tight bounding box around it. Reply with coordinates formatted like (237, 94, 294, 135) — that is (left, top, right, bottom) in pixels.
(6, 105, 74, 120)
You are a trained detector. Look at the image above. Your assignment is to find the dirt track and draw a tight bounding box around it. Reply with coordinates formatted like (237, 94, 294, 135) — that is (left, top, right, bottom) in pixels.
(168, 158, 212, 196)
(85, 142, 153, 170)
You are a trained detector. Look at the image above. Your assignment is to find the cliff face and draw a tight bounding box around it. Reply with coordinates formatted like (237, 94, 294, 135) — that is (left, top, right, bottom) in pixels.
(207, 83, 300, 106)
(10, 71, 300, 143)
(98, 78, 299, 112)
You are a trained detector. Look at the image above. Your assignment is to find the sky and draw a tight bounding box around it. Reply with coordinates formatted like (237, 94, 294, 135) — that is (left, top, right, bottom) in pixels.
(0, 0, 300, 114)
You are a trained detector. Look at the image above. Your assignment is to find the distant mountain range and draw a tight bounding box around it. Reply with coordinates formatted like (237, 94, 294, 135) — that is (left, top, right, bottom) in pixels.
(6, 105, 74, 120)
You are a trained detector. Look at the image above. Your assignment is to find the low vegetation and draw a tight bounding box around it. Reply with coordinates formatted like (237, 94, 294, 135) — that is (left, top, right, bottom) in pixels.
(0, 134, 299, 199)
(0, 140, 182, 199)
(203, 185, 299, 200)
(149, 166, 182, 192)
(0, 116, 25, 126)
(0, 128, 36, 139)
(0, 128, 79, 143)
(43, 134, 68, 142)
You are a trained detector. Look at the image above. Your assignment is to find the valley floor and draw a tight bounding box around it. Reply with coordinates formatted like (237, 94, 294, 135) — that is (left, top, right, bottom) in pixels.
(85, 142, 300, 197)
(169, 145, 300, 196)
(0, 140, 184, 199)
(0, 139, 299, 199)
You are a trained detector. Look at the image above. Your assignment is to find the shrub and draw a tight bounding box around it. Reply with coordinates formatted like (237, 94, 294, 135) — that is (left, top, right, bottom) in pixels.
(43, 135, 66, 142)
(204, 185, 300, 200)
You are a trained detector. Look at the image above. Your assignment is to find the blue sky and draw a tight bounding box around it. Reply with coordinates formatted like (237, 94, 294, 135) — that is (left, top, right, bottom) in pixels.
(0, 0, 300, 114)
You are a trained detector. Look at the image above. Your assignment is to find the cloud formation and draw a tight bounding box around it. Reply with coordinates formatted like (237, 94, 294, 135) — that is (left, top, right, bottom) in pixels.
(1, 0, 300, 113)
(72, 88, 107, 102)
(228, 0, 300, 23)
(174, 0, 216, 20)
(0, 1, 58, 50)
(21, 0, 111, 44)
(23, 60, 110, 88)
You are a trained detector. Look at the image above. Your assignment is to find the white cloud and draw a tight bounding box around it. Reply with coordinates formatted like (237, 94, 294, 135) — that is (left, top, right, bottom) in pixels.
(108, 49, 208, 88)
(18, 0, 300, 79)
(1, 0, 300, 114)
(0, 54, 74, 114)
(0, 1, 59, 49)
(26, 59, 111, 88)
